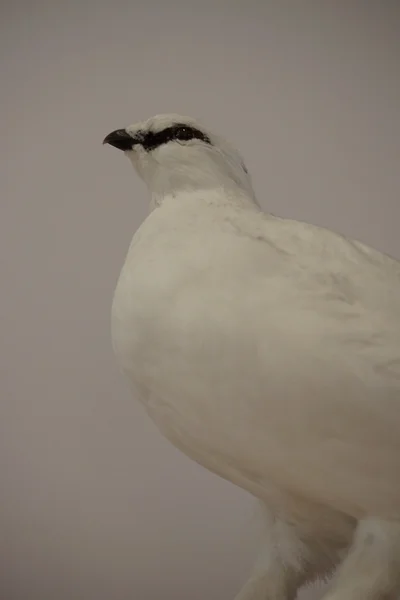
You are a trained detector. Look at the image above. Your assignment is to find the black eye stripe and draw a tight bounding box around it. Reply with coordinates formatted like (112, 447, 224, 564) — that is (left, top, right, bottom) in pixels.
(141, 123, 211, 151)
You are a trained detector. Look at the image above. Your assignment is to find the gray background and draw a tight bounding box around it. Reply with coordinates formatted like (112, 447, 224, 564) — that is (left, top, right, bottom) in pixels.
(1, 2, 399, 599)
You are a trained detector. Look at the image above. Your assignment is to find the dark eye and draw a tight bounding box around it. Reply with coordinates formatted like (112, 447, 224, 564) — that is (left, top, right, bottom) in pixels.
(174, 127, 194, 141)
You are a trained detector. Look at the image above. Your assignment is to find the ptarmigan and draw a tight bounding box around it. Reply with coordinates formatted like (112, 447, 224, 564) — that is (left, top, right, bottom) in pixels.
(104, 114, 400, 600)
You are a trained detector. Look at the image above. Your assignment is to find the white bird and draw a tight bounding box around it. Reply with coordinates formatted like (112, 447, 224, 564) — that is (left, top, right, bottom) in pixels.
(103, 114, 400, 600)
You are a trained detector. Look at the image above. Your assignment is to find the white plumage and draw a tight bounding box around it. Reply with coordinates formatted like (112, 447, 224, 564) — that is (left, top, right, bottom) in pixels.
(104, 114, 400, 600)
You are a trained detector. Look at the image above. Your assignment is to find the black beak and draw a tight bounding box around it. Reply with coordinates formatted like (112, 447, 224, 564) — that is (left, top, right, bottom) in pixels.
(103, 129, 135, 151)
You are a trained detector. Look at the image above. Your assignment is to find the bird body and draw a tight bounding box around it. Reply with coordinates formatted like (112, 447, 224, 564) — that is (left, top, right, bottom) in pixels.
(104, 115, 400, 599)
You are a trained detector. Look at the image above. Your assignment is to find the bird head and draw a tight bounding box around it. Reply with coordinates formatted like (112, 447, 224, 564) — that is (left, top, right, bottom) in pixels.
(103, 114, 256, 201)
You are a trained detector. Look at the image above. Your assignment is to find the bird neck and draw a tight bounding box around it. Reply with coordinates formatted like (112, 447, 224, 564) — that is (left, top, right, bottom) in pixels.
(146, 155, 259, 210)
(148, 191, 261, 217)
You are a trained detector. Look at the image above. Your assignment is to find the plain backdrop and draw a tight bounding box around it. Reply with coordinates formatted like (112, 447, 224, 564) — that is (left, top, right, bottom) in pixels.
(1, 2, 400, 599)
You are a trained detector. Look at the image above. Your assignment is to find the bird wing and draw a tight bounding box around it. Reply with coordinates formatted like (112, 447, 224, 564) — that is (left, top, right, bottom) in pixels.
(246, 215, 400, 517)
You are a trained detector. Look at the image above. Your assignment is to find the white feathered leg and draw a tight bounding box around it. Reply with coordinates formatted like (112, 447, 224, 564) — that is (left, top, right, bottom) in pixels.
(323, 518, 400, 600)
(234, 505, 339, 600)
